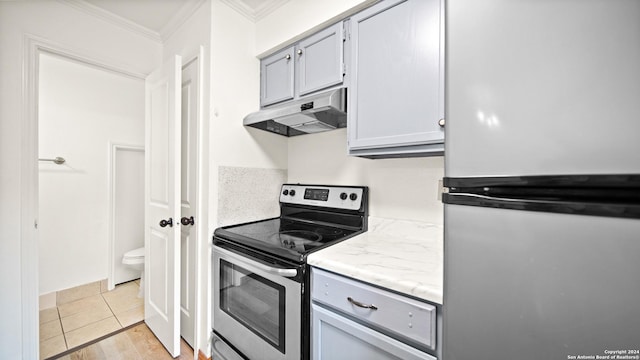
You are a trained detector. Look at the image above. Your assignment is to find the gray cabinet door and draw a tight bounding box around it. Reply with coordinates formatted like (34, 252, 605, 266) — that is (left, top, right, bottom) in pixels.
(261, 46, 295, 107)
(297, 22, 344, 96)
(348, 0, 444, 157)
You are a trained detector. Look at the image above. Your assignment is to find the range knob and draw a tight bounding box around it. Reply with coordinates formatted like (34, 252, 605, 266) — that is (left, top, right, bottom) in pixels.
(289, 189, 296, 196)
(349, 193, 358, 201)
(282, 189, 289, 196)
(340, 192, 348, 200)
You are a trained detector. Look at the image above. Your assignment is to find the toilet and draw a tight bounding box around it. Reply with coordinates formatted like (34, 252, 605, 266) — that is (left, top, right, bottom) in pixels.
(122, 247, 145, 298)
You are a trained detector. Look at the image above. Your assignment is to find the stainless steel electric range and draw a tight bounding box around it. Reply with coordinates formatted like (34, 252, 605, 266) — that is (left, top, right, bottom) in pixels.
(211, 184, 368, 360)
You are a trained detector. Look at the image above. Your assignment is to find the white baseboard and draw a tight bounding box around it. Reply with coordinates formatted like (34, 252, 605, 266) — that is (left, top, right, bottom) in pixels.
(39, 292, 56, 310)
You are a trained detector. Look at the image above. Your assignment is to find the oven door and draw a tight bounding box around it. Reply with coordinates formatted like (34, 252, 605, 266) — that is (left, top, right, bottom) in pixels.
(213, 245, 302, 360)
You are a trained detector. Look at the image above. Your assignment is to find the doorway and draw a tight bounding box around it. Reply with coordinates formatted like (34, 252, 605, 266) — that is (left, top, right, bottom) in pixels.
(32, 45, 202, 358)
(37, 51, 147, 357)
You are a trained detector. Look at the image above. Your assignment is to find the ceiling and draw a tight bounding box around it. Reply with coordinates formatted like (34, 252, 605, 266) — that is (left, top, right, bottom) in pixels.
(64, 0, 289, 42)
(82, 0, 190, 33)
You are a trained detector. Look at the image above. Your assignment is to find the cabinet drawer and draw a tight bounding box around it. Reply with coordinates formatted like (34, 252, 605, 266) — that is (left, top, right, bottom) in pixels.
(312, 268, 436, 350)
(312, 304, 436, 360)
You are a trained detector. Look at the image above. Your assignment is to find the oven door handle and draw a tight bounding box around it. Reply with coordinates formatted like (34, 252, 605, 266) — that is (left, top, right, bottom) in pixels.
(250, 261, 298, 278)
(217, 246, 299, 278)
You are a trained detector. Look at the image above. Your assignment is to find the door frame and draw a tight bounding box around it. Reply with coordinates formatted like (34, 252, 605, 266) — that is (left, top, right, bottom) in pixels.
(20, 34, 147, 359)
(108, 143, 145, 291)
(20, 34, 207, 358)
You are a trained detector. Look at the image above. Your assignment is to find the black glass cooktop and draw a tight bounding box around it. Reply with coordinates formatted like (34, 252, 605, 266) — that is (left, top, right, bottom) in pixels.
(213, 217, 359, 263)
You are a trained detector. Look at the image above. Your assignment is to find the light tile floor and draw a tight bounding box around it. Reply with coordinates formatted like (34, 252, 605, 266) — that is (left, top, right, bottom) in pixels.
(39, 280, 144, 360)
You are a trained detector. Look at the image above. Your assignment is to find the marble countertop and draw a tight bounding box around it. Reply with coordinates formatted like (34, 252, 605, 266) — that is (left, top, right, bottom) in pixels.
(307, 216, 443, 304)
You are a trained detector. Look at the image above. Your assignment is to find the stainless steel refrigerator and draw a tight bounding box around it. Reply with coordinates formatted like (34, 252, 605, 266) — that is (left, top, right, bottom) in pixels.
(443, 1, 640, 359)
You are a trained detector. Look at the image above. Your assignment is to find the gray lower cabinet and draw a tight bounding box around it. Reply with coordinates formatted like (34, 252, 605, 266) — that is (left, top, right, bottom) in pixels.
(260, 22, 345, 107)
(348, 0, 445, 158)
(311, 268, 437, 360)
(312, 305, 435, 360)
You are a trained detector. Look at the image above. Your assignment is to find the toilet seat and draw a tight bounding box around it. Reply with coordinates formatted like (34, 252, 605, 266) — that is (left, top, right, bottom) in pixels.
(122, 246, 145, 298)
(123, 247, 144, 265)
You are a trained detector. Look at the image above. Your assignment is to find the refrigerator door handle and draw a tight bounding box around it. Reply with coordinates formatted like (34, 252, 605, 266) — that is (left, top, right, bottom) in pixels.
(443, 192, 640, 219)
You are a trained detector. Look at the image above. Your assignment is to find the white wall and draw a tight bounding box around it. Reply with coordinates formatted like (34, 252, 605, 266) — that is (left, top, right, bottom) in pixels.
(0, 1, 161, 357)
(288, 129, 444, 223)
(38, 53, 145, 295)
(209, 0, 289, 231)
(256, 0, 445, 223)
(255, 0, 376, 54)
(211, 0, 288, 171)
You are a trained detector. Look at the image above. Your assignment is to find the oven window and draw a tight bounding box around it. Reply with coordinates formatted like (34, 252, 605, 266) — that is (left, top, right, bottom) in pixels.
(219, 259, 286, 353)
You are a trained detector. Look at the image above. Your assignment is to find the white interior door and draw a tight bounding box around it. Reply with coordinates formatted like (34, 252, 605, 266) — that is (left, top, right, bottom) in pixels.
(179, 54, 200, 348)
(144, 55, 182, 358)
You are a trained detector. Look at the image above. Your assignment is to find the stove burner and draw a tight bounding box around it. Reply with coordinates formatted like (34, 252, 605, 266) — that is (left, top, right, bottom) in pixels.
(271, 230, 323, 249)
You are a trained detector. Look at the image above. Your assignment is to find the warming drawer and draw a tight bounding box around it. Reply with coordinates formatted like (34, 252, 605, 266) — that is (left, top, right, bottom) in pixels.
(311, 268, 436, 351)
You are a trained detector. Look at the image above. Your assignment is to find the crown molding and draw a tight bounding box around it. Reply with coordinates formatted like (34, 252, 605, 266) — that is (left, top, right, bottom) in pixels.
(57, 0, 207, 44)
(220, 0, 289, 22)
(58, 0, 163, 43)
(159, 0, 207, 42)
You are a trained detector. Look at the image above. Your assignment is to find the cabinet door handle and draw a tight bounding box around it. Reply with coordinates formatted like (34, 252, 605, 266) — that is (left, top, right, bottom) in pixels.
(438, 118, 445, 127)
(297, 49, 303, 56)
(347, 297, 378, 310)
(285, 54, 291, 60)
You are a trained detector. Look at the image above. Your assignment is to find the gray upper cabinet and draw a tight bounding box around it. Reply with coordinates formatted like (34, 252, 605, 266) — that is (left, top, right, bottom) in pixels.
(297, 22, 344, 96)
(261, 47, 295, 107)
(260, 22, 345, 107)
(348, 0, 445, 158)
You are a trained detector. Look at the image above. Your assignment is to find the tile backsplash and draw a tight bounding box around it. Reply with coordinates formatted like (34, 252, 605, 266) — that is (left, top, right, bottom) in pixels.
(217, 166, 287, 227)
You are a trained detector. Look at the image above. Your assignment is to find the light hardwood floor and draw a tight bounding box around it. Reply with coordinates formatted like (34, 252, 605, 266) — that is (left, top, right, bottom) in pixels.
(52, 323, 194, 360)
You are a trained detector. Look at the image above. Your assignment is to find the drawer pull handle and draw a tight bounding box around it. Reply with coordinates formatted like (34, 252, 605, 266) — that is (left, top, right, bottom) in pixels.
(347, 297, 378, 311)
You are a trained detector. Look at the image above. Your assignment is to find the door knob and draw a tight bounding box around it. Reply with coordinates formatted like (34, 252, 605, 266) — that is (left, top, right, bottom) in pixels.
(159, 218, 173, 228)
(297, 49, 303, 56)
(438, 118, 446, 127)
(181, 216, 195, 226)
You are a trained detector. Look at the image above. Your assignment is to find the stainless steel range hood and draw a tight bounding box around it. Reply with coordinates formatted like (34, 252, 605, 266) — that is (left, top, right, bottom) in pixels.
(243, 88, 346, 137)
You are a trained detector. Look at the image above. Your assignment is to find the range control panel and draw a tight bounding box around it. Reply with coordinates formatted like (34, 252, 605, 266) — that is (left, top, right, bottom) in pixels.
(280, 184, 365, 211)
